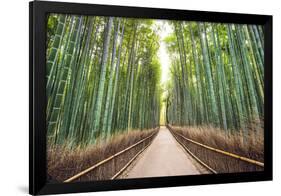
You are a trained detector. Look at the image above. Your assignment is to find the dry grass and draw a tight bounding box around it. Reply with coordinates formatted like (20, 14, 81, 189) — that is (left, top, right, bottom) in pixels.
(168, 123, 264, 173)
(47, 128, 158, 182)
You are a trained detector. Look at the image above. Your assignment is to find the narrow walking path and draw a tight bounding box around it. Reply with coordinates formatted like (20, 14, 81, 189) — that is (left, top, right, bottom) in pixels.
(123, 126, 204, 179)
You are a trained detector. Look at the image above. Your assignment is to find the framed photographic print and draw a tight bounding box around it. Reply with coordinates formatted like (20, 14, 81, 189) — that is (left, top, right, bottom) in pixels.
(29, 0, 272, 195)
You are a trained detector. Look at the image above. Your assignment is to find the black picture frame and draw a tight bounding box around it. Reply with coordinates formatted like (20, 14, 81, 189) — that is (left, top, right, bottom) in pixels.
(29, 1, 273, 195)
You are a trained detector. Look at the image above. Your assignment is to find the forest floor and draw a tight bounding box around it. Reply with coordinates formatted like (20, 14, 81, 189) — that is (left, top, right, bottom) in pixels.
(119, 126, 209, 179)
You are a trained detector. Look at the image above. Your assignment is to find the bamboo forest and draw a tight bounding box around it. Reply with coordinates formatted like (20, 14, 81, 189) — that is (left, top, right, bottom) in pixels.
(47, 14, 264, 181)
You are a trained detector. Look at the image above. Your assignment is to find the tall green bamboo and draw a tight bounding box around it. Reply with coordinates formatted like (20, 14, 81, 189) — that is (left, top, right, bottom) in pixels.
(91, 17, 113, 140)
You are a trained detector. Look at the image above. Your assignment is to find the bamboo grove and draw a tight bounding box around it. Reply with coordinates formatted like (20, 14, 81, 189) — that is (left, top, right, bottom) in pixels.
(165, 21, 264, 137)
(46, 14, 161, 147)
(46, 13, 265, 148)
